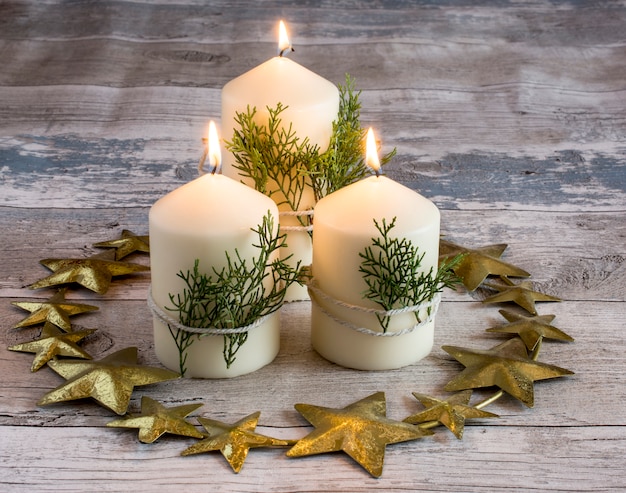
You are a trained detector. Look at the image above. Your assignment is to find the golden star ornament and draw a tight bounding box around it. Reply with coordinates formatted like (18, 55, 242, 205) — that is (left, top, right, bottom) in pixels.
(93, 229, 150, 260)
(442, 338, 574, 407)
(286, 392, 432, 478)
(483, 277, 561, 315)
(107, 396, 204, 443)
(38, 347, 180, 415)
(8, 321, 95, 371)
(487, 309, 574, 350)
(12, 289, 98, 331)
(28, 252, 149, 294)
(403, 390, 498, 439)
(181, 411, 290, 473)
(439, 240, 530, 291)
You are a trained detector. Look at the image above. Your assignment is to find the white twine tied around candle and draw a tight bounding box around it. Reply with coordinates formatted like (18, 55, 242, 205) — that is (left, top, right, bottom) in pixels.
(147, 287, 273, 337)
(307, 278, 441, 337)
(279, 209, 314, 232)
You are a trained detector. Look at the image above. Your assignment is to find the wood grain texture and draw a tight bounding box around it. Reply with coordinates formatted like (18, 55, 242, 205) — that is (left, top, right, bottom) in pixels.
(1, 0, 625, 491)
(1, 425, 625, 492)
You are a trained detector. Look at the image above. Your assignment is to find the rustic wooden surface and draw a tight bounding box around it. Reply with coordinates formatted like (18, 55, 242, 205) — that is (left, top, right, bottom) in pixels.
(1, 1, 625, 491)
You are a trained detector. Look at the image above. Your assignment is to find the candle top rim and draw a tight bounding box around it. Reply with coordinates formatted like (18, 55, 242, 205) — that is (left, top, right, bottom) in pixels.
(314, 175, 439, 232)
(150, 174, 278, 233)
(222, 56, 339, 100)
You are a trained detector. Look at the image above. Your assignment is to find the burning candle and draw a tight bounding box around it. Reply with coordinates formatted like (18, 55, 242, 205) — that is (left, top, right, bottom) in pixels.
(221, 20, 340, 301)
(310, 129, 441, 370)
(149, 122, 281, 378)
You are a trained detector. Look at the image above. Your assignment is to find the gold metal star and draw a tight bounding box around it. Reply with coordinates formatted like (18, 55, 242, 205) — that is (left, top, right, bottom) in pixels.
(38, 347, 180, 415)
(487, 309, 574, 350)
(483, 277, 561, 315)
(403, 390, 498, 439)
(28, 252, 149, 294)
(93, 229, 150, 260)
(286, 392, 432, 478)
(181, 411, 290, 473)
(439, 240, 530, 291)
(442, 338, 574, 408)
(107, 396, 204, 443)
(11, 289, 98, 332)
(8, 321, 95, 371)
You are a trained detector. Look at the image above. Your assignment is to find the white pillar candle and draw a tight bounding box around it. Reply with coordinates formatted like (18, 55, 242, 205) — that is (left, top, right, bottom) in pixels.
(310, 130, 441, 370)
(149, 123, 281, 378)
(221, 21, 340, 301)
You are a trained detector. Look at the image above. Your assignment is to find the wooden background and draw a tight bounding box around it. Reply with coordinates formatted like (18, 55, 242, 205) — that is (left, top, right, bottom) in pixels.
(1, 1, 625, 491)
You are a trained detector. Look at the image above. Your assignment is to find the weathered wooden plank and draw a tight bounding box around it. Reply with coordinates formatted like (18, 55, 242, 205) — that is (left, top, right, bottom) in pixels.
(1, 424, 624, 492)
(1, 132, 625, 210)
(2, 37, 625, 92)
(2, 0, 625, 47)
(2, 85, 623, 176)
(1, 207, 623, 300)
(0, 89, 626, 203)
(0, 86, 216, 138)
(2, 38, 623, 149)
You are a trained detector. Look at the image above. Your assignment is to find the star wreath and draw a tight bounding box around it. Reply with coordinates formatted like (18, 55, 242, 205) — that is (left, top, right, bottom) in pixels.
(7, 229, 574, 478)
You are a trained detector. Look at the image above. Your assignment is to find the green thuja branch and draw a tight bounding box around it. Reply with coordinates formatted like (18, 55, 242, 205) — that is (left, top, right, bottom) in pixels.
(166, 325, 195, 378)
(308, 74, 396, 202)
(167, 212, 300, 375)
(226, 104, 317, 231)
(225, 75, 397, 223)
(359, 217, 462, 332)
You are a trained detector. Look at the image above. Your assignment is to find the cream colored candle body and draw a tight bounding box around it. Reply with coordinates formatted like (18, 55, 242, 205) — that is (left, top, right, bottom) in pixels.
(311, 175, 441, 370)
(149, 173, 280, 378)
(221, 56, 340, 301)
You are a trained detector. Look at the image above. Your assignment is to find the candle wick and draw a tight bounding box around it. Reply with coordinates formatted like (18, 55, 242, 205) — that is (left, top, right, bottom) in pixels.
(198, 147, 208, 176)
(279, 46, 294, 57)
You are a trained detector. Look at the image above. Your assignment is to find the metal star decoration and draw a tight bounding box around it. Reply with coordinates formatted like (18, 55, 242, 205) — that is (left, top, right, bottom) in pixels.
(28, 251, 149, 295)
(439, 240, 530, 291)
(38, 347, 180, 415)
(12, 289, 98, 332)
(487, 309, 574, 350)
(181, 411, 290, 473)
(442, 338, 574, 407)
(403, 390, 498, 439)
(8, 321, 95, 371)
(93, 229, 150, 260)
(286, 392, 432, 478)
(107, 396, 204, 443)
(483, 277, 561, 315)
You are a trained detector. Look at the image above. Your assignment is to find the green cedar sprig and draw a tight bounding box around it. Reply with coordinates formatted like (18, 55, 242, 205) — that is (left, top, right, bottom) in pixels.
(359, 217, 462, 332)
(166, 212, 300, 376)
(225, 75, 396, 224)
(308, 74, 396, 202)
(226, 103, 317, 232)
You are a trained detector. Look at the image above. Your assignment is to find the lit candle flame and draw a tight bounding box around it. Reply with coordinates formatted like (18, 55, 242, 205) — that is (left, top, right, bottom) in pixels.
(199, 120, 221, 175)
(207, 120, 221, 173)
(365, 127, 381, 175)
(278, 20, 294, 57)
